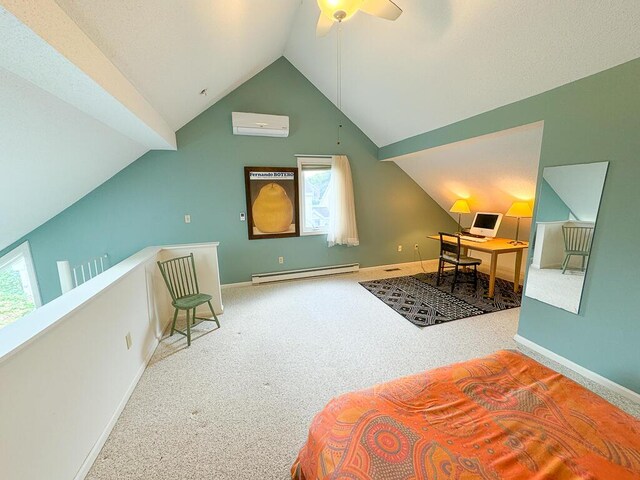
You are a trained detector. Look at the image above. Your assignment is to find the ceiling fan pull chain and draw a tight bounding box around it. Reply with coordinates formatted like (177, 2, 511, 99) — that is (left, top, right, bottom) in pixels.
(337, 21, 342, 110)
(337, 21, 343, 145)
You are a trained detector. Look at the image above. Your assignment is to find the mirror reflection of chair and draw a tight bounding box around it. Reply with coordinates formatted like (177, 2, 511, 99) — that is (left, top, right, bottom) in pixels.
(526, 162, 609, 314)
(157, 253, 220, 346)
(561, 225, 594, 274)
(436, 232, 482, 292)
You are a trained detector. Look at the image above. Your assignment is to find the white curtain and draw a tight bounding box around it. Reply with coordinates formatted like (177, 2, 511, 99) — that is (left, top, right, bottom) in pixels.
(327, 155, 359, 247)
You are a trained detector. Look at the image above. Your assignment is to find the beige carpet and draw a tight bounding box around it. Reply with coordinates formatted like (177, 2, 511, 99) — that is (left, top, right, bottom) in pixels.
(86, 263, 639, 479)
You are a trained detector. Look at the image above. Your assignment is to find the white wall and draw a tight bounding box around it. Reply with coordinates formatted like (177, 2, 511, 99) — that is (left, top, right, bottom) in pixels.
(0, 243, 221, 480)
(391, 122, 542, 236)
(542, 162, 608, 222)
(392, 122, 543, 282)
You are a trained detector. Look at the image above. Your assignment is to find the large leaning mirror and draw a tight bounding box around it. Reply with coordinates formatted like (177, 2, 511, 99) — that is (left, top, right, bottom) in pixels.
(525, 161, 609, 314)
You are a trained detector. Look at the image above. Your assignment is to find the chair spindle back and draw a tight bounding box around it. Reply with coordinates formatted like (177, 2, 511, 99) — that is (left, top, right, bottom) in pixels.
(157, 253, 200, 302)
(439, 232, 461, 260)
(562, 226, 594, 254)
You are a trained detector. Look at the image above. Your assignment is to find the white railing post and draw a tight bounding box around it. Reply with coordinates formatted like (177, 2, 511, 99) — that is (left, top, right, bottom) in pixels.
(57, 261, 74, 294)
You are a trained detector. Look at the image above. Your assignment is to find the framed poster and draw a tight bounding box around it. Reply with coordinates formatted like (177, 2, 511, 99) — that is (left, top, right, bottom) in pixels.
(244, 167, 300, 240)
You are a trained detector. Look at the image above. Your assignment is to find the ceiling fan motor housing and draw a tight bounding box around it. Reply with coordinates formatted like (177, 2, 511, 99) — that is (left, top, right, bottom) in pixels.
(333, 10, 347, 21)
(317, 0, 362, 23)
(315, 0, 402, 37)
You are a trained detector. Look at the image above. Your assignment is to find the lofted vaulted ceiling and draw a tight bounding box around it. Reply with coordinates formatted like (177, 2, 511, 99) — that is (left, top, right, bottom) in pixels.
(390, 122, 544, 238)
(286, 0, 640, 147)
(1, 0, 640, 250)
(54, 0, 302, 130)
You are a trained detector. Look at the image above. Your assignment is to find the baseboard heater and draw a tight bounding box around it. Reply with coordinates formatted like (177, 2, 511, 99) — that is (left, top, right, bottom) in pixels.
(252, 263, 359, 285)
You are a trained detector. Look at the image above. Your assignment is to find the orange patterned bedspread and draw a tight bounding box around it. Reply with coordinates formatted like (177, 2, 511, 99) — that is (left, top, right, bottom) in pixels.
(291, 350, 640, 480)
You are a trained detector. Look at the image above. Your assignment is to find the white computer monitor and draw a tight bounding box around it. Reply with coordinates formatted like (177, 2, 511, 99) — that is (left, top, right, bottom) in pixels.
(469, 212, 503, 238)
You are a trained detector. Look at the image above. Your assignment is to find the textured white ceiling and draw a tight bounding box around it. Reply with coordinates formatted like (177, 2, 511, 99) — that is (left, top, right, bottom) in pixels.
(2, 0, 640, 251)
(0, 2, 175, 149)
(0, 67, 147, 249)
(46, 0, 640, 146)
(286, 0, 640, 146)
(0, 0, 300, 251)
(54, 0, 302, 131)
(391, 122, 543, 237)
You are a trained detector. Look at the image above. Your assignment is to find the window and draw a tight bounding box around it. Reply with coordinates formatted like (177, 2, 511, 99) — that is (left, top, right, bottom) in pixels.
(0, 242, 41, 330)
(298, 157, 332, 235)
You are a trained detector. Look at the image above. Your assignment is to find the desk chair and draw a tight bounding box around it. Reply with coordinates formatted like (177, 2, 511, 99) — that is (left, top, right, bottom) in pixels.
(157, 253, 220, 346)
(561, 225, 594, 274)
(436, 232, 482, 292)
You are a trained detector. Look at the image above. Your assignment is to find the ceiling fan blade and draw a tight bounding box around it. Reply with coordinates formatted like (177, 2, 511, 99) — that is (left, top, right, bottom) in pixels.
(360, 0, 403, 20)
(316, 13, 335, 37)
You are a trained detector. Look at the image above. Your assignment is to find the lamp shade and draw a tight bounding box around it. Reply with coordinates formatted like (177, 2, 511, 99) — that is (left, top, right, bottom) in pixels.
(505, 201, 533, 218)
(449, 199, 471, 214)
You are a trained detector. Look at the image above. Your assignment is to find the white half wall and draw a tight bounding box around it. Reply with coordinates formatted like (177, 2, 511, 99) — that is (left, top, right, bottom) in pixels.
(0, 242, 221, 480)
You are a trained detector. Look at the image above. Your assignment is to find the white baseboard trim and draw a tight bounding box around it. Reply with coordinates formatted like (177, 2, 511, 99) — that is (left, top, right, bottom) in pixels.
(514, 334, 640, 404)
(220, 260, 439, 290)
(219, 256, 523, 290)
(252, 263, 359, 285)
(363, 258, 523, 283)
(221, 281, 252, 289)
(219, 256, 524, 289)
(476, 261, 525, 283)
(359, 259, 439, 272)
(479, 265, 525, 285)
(73, 343, 158, 480)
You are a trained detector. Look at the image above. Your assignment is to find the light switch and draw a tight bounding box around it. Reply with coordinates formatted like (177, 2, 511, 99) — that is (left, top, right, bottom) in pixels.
(240, 212, 246, 221)
(184, 214, 191, 224)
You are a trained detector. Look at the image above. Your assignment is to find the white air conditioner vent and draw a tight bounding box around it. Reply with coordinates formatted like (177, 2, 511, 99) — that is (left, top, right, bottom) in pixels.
(232, 112, 289, 138)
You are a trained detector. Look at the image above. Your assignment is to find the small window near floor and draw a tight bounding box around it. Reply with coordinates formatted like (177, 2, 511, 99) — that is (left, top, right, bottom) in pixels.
(0, 242, 41, 330)
(298, 157, 332, 235)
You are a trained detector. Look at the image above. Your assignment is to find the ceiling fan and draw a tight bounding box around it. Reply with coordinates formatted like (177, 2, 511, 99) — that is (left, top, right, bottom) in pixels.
(316, 0, 402, 36)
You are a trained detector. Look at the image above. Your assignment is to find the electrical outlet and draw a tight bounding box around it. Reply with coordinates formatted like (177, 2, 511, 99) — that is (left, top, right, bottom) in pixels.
(414, 243, 419, 250)
(397, 245, 403, 252)
(240, 212, 246, 222)
(125, 332, 132, 350)
(278, 256, 284, 264)
(184, 214, 191, 224)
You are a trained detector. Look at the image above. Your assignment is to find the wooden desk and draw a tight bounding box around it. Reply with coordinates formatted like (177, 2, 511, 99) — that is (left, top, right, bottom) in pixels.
(427, 236, 528, 298)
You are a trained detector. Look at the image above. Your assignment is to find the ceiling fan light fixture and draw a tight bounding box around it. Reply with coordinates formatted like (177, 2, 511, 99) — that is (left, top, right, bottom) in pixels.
(317, 0, 363, 22)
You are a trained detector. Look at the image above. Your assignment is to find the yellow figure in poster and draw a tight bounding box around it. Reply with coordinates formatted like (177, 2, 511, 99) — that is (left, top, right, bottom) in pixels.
(252, 183, 293, 233)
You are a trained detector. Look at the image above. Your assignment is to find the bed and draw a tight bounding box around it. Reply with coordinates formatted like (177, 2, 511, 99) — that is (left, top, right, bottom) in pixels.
(292, 350, 640, 479)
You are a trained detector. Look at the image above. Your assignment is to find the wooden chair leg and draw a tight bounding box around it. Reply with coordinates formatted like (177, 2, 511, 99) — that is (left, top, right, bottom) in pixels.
(562, 254, 571, 274)
(436, 259, 442, 285)
(451, 265, 459, 293)
(208, 301, 220, 328)
(581, 256, 586, 271)
(170, 308, 178, 336)
(185, 309, 191, 346)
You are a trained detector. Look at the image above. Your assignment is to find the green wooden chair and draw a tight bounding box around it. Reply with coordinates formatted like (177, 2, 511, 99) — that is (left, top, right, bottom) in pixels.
(561, 225, 594, 274)
(157, 253, 220, 346)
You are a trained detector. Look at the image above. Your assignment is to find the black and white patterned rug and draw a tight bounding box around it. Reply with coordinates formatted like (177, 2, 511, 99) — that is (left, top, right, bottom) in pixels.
(359, 272, 521, 328)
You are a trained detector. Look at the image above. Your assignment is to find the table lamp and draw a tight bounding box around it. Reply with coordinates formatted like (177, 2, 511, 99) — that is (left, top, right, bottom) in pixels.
(506, 201, 533, 245)
(449, 199, 470, 234)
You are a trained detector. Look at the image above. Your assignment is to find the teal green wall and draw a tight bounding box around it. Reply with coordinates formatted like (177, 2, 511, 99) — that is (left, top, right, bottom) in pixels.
(1, 57, 455, 304)
(536, 179, 571, 223)
(380, 58, 640, 394)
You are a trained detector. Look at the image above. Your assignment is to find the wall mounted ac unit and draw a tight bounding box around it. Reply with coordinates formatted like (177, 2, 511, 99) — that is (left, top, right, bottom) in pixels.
(232, 112, 289, 138)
